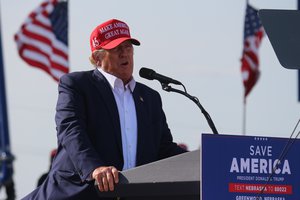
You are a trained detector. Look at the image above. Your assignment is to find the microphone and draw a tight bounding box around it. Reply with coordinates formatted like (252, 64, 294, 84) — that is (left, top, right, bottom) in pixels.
(140, 67, 219, 134)
(139, 67, 182, 85)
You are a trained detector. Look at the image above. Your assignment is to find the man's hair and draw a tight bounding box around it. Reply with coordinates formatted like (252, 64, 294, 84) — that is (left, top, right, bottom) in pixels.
(89, 49, 105, 67)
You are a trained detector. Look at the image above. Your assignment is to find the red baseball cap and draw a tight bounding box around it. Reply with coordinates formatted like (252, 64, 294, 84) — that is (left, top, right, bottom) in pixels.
(90, 19, 140, 52)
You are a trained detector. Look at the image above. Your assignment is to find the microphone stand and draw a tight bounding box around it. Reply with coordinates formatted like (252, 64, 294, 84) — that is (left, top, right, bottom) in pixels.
(161, 83, 219, 134)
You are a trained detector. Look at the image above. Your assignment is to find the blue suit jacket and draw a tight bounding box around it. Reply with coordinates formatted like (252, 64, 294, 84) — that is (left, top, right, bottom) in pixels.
(22, 69, 186, 200)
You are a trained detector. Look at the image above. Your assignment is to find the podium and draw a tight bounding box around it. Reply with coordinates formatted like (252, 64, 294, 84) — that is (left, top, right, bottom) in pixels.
(96, 150, 200, 200)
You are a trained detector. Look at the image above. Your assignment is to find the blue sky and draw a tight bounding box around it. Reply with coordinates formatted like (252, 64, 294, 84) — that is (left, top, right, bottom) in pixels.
(0, 0, 299, 198)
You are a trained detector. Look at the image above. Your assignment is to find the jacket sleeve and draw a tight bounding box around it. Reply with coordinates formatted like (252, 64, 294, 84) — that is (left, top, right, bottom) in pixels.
(55, 74, 104, 181)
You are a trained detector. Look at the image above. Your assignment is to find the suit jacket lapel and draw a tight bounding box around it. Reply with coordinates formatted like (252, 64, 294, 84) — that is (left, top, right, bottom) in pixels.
(132, 84, 148, 165)
(91, 69, 123, 155)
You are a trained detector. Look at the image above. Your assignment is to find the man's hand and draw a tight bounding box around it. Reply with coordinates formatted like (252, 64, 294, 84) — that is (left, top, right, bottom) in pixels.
(92, 166, 119, 192)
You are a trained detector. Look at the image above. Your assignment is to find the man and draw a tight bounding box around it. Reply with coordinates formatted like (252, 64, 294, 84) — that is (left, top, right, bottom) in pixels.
(22, 19, 186, 200)
(36, 149, 57, 187)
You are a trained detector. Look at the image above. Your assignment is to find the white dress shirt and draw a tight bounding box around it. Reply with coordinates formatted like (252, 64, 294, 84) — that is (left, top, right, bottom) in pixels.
(97, 68, 137, 170)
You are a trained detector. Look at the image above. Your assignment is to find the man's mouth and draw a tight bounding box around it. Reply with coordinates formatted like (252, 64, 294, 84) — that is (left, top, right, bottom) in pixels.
(121, 61, 129, 66)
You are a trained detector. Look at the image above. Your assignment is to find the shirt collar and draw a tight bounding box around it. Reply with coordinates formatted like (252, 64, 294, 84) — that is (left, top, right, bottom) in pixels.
(97, 67, 136, 92)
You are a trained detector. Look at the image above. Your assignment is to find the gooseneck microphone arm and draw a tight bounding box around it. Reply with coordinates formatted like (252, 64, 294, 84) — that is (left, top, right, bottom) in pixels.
(139, 67, 219, 134)
(161, 83, 219, 135)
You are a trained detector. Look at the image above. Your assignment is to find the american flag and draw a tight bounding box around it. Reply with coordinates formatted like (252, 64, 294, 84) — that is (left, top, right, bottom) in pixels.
(241, 4, 264, 98)
(14, 0, 68, 82)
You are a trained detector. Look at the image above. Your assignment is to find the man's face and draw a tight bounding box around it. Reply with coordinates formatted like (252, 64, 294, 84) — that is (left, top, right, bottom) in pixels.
(101, 40, 134, 84)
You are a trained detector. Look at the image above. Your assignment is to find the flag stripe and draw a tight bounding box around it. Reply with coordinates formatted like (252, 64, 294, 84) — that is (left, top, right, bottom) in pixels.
(241, 4, 264, 98)
(19, 44, 68, 73)
(14, 0, 68, 82)
(18, 50, 63, 82)
(21, 20, 68, 54)
(32, 16, 52, 31)
(17, 27, 68, 59)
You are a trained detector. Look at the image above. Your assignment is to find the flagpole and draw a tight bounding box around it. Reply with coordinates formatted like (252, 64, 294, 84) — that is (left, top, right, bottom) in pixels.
(0, 2, 16, 198)
(243, 97, 246, 135)
(241, 1, 263, 135)
(243, 0, 248, 135)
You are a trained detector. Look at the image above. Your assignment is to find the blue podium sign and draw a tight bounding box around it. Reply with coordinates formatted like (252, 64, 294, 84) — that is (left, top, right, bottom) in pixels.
(202, 134, 300, 200)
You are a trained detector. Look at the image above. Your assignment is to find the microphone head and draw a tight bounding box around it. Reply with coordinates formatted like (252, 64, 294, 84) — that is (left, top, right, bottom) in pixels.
(139, 67, 155, 80)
